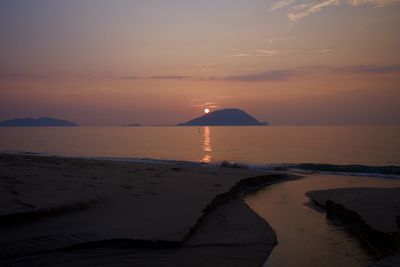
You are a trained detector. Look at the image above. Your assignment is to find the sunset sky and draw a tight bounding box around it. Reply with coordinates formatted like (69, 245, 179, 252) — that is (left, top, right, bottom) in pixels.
(1, 0, 399, 125)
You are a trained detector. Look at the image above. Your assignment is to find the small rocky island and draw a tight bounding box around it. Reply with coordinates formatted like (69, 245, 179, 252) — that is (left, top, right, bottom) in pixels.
(178, 108, 268, 126)
(0, 117, 78, 127)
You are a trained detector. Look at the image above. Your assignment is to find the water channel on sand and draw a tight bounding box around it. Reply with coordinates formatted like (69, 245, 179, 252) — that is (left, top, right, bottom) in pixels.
(245, 174, 400, 267)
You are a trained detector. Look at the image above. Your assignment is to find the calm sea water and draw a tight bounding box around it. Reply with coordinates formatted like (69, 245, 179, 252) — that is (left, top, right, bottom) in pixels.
(0, 126, 399, 166)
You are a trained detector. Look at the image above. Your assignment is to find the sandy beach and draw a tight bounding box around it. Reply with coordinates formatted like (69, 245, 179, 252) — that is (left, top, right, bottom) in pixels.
(1, 153, 399, 266)
(0, 153, 298, 266)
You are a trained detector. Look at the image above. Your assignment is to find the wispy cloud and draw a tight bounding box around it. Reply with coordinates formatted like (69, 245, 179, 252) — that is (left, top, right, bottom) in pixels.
(120, 75, 196, 81)
(312, 48, 334, 54)
(195, 62, 215, 67)
(229, 53, 252, 57)
(335, 64, 400, 74)
(256, 49, 280, 56)
(192, 101, 219, 107)
(291, 64, 400, 74)
(287, 0, 340, 22)
(191, 97, 232, 109)
(0, 71, 117, 81)
(347, 0, 400, 7)
(5, 64, 399, 83)
(216, 70, 296, 81)
(269, 0, 297, 11)
(269, 0, 400, 22)
(150, 75, 192, 80)
(121, 75, 194, 81)
(191, 104, 206, 107)
(229, 50, 279, 59)
(212, 64, 400, 81)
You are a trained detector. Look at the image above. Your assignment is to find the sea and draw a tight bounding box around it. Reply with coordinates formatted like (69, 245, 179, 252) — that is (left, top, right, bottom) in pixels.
(1, 126, 399, 169)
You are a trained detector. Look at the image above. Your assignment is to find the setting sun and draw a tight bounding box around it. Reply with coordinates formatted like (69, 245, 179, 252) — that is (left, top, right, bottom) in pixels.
(204, 108, 210, 114)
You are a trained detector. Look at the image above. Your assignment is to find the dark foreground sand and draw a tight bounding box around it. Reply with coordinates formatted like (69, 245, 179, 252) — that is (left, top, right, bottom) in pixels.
(1, 153, 399, 266)
(0, 153, 299, 266)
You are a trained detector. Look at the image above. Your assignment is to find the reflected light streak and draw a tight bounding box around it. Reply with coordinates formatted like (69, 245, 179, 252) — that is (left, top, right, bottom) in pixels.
(201, 126, 212, 163)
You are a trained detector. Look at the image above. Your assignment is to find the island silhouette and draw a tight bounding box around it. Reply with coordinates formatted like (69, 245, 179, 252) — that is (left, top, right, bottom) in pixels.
(0, 117, 78, 127)
(178, 108, 268, 126)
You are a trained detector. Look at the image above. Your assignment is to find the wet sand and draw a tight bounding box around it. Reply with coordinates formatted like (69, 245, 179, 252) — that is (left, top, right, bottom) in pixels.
(307, 186, 400, 266)
(1, 153, 400, 266)
(0, 153, 295, 266)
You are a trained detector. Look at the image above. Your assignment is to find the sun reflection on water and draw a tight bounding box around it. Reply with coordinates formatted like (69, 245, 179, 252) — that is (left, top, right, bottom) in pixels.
(201, 126, 212, 163)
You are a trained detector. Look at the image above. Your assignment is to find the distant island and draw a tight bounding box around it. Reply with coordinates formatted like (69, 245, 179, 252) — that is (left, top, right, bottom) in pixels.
(178, 108, 269, 126)
(0, 117, 78, 127)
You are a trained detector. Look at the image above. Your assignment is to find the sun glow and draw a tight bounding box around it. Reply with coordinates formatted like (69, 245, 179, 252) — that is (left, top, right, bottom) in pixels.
(204, 108, 210, 114)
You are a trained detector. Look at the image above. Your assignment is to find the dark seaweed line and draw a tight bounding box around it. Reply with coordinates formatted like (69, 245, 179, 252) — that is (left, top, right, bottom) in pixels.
(309, 198, 400, 260)
(294, 163, 400, 176)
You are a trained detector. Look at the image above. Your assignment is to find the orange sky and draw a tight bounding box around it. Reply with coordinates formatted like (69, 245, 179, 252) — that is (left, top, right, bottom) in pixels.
(1, 1, 399, 125)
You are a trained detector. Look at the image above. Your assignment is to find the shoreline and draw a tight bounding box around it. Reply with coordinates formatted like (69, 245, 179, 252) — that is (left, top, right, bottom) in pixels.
(1, 153, 400, 266)
(2, 151, 400, 178)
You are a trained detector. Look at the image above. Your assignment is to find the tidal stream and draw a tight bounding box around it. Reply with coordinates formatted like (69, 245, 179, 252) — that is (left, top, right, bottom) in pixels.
(245, 173, 400, 267)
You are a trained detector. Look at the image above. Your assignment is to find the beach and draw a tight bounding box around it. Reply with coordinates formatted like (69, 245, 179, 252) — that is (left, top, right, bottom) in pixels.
(0, 153, 294, 266)
(1, 153, 399, 266)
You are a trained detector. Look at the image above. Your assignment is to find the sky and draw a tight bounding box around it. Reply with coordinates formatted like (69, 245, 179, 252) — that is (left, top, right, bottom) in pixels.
(0, 0, 399, 126)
